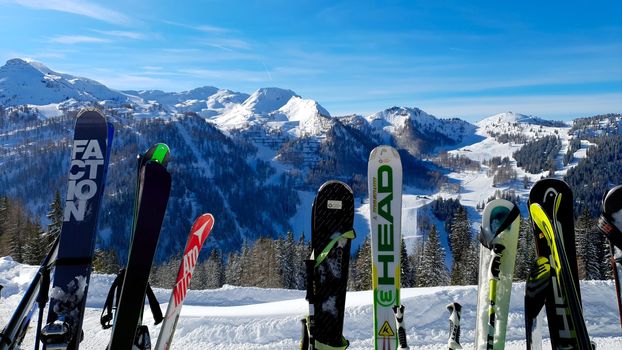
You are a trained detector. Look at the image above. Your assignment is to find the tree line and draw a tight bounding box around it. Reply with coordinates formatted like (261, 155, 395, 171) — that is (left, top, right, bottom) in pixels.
(0, 194, 613, 291)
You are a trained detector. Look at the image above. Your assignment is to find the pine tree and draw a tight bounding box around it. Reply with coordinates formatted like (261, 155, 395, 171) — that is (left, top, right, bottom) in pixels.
(575, 207, 592, 279)
(224, 252, 242, 286)
(450, 206, 472, 285)
(463, 238, 479, 285)
(23, 221, 46, 265)
(400, 238, 415, 288)
(46, 191, 63, 248)
(277, 231, 297, 289)
(0, 196, 9, 256)
(514, 216, 536, 281)
(295, 233, 310, 290)
(93, 248, 121, 274)
(353, 236, 371, 290)
(204, 249, 225, 289)
(417, 225, 449, 287)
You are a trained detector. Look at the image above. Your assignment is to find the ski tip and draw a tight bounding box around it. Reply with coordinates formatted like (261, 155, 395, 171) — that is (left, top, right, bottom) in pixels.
(369, 145, 401, 161)
(317, 180, 353, 194)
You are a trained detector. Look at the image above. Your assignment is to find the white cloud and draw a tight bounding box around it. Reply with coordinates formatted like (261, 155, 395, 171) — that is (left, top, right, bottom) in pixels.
(179, 68, 269, 82)
(161, 20, 230, 33)
(13, 0, 131, 25)
(92, 30, 146, 40)
(49, 35, 110, 44)
(199, 38, 251, 51)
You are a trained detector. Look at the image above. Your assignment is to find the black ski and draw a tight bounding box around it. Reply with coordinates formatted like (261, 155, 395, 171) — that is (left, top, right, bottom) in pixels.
(597, 184, 622, 329)
(301, 180, 355, 350)
(529, 179, 591, 349)
(41, 109, 111, 350)
(107, 145, 171, 350)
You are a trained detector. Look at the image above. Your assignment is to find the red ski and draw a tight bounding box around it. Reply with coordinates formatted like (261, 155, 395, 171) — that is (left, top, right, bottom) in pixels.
(155, 213, 215, 350)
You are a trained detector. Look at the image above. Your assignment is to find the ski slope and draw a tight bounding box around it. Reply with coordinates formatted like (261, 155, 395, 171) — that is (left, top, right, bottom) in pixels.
(1, 257, 621, 349)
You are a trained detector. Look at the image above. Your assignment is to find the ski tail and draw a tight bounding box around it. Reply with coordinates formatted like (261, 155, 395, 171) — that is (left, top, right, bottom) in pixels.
(392, 305, 408, 349)
(154, 213, 214, 350)
(446, 302, 462, 350)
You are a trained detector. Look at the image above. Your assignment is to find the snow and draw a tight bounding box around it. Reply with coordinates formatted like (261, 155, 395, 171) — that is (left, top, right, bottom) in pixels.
(0, 59, 125, 106)
(1, 257, 621, 349)
(241, 87, 299, 114)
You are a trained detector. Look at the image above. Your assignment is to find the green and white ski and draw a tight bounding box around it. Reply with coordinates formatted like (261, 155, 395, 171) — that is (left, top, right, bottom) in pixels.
(368, 145, 402, 350)
(474, 199, 520, 350)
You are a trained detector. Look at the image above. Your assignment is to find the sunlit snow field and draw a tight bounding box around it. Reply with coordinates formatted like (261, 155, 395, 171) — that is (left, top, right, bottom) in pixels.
(1, 257, 621, 349)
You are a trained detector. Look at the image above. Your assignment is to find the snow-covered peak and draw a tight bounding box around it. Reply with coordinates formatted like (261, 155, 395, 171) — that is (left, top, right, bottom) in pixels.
(366, 106, 441, 131)
(206, 89, 249, 110)
(274, 96, 330, 122)
(478, 111, 568, 128)
(0, 58, 126, 106)
(242, 88, 299, 114)
(478, 111, 537, 127)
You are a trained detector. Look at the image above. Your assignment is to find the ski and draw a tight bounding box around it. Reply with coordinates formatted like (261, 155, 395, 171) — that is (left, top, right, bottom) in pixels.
(301, 180, 355, 350)
(529, 179, 591, 349)
(41, 109, 111, 350)
(529, 199, 592, 349)
(368, 145, 402, 350)
(154, 213, 215, 350)
(447, 302, 462, 350)
(597, 184, 622, 329)
(107, 144, 172, 350)
(474, 199, 520, 350)
(525, 256, 550, 350)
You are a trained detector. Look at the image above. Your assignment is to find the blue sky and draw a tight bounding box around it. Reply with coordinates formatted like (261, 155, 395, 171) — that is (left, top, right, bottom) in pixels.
(0, 0, 621, 121)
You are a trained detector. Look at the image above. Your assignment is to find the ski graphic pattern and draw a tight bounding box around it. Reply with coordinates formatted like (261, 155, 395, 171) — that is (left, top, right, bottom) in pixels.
(155, 213, 215, 350)
(529, 200, 591, 349)
(528, 179, 589, 349)
(474, 199, 520, 350)
(43, 109, 111, 350)
(368, 145, 402, 350)
(306, 180, 355, 349)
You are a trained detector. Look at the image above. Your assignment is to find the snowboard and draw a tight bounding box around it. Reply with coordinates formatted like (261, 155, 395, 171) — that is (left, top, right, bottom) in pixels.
(474, 199, 520, 350)
(108, 145, 171, 350)
(302, 180, 355, 350)
(597, 184, 622, 329)
(529, 194, 591, 349)
(368, 145, 402, 350)
(155, 213, 214, 350)
(42, 109, 111, 350)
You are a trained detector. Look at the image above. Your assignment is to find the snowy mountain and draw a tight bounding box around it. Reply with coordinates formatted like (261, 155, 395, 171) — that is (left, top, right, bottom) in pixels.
(1, 257, 621, 349)
(0, 58, 620, 264)
(0, 58, 127, 106)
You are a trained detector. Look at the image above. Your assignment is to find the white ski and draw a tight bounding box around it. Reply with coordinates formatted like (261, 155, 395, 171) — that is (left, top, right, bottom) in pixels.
(368, 145, 403, 350)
